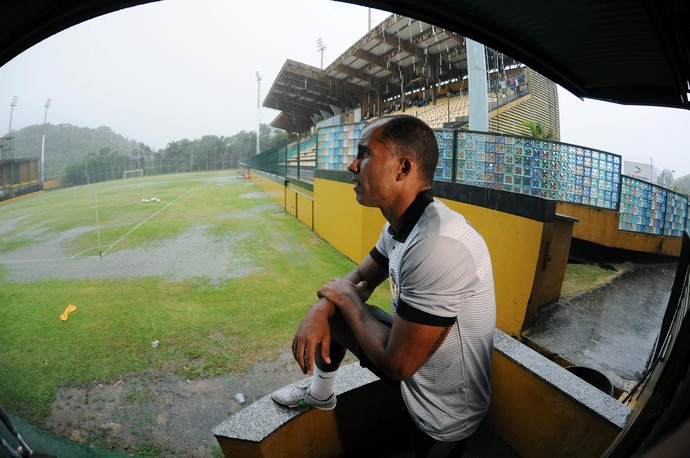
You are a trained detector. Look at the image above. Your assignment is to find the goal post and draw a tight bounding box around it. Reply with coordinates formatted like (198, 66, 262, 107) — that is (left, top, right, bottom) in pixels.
(123, 169, 144, 179)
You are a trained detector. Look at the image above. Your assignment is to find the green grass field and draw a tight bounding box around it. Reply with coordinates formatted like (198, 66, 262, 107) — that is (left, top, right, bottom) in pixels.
(0, 171, 390, 424)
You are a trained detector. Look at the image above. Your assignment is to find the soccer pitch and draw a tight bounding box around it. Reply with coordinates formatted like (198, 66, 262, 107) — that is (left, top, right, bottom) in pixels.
(0, 170, 386, 423)
(0, 171, 292, 282)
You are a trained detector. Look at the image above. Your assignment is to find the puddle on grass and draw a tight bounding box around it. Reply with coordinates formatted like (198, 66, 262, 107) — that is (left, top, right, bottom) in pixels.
(0, 225, 256, 283)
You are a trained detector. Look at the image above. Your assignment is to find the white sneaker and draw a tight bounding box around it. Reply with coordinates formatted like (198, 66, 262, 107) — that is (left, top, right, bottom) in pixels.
(271, 385, 337, 410)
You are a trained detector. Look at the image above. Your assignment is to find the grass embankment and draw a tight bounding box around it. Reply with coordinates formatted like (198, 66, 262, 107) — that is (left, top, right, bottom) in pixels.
(560, 262, 632, 299)
(0, 171, 390, 424)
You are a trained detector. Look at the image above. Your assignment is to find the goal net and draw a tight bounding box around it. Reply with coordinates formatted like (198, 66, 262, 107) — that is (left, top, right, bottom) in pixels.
(123, 169, 144, 179)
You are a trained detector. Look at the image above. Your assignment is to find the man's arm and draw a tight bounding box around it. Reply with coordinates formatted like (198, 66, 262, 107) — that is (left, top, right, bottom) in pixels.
(318, 276, 451, 381)
(292, 254, 389, 374)
(342, 254, 389, 302)
(318, 236, 475, 381)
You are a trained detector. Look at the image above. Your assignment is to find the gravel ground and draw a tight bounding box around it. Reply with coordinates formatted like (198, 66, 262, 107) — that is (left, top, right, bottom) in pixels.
(45, 350, 312, 457)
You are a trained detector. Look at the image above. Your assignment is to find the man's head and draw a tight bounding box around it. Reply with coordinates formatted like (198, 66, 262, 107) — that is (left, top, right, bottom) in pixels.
(348, 115, 438, 212)
(371, 115, 439, 185)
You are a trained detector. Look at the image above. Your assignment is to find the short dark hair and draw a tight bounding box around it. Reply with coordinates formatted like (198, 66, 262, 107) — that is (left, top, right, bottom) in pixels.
(374, 115, 438, 183)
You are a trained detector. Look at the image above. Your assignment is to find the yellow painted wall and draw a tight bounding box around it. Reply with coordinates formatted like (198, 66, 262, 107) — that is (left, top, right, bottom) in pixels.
(556, 202, 681, 257)
(285, 182, 315, 230)
(218, 409, 342, 458)
(488, 351, 622, 458)
(285, 188, 298, 217)
(439, 198, 544, 336)
(216, 380, 409, 457)
(297, 193, 313, 229)
(43, 179, 61, 190)
(524, 218, 576, 328)
(313, 178, 386, 264)
(256, 173, 551, 336)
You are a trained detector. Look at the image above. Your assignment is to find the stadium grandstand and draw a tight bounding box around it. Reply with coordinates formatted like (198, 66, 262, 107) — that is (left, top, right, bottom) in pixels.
(0, 135, 41, 203)
(264, 13, 559, 142)
(250, 12, 690, 247)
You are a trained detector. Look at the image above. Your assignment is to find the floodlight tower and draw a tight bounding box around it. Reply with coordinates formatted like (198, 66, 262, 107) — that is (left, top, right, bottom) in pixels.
(41, 98, 51, 181)
(8, 96, 18, 134)
(316, 38, 327, 70)
(255, 71, 261, 155)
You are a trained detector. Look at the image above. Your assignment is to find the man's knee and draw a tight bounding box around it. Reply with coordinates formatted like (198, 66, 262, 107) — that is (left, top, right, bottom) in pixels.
(315, 341, 346, 371)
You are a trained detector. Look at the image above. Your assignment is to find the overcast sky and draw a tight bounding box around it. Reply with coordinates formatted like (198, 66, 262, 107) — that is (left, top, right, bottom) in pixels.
(1, 0, 689, 176)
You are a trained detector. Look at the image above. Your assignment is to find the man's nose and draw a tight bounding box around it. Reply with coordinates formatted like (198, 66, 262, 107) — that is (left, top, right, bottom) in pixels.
(347, 157, 359, 173)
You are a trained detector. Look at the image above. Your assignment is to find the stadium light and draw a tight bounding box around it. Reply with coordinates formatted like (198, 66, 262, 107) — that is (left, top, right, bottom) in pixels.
(8, 96, 18, 134)
(316, 38, 327, 70)
(256, 71, 261, 155)
(41, 98, 51, 181)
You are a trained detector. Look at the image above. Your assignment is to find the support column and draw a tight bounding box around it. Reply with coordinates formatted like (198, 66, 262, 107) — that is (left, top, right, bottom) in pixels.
(467, 38, 489, 132)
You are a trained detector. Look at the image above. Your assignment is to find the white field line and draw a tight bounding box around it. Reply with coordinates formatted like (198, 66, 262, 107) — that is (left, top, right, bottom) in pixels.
(100, 177, 212, 256)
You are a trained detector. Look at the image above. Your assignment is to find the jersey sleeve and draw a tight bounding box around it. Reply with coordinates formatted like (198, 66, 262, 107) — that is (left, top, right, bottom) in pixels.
(398, 235, 481, 320)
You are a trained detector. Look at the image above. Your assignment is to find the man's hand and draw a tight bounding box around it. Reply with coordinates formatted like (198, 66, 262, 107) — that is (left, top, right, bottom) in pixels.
(292, 299, 335, 374)
(317, 277, 368, 308)
(292, 255, 387, 375)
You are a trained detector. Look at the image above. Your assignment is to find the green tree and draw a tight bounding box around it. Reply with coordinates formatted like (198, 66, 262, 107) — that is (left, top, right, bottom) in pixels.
(228, 131, 254, 166)
(62, 162, 86, 187)
(131, 142, 152, 171)
(520, 120, 555, 139)
(259, 124, 289, 152)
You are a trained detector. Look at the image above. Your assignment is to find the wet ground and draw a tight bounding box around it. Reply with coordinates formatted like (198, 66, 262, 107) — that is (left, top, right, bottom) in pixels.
(0, 189, 277, 283)
(523, 262, 677, 391)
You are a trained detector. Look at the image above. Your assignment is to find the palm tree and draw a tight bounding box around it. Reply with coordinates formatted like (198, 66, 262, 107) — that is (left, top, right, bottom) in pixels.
(520, 120, 555, 139)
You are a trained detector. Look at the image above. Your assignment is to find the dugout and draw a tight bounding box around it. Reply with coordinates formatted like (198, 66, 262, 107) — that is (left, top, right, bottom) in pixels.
(0, 158, 41, 203)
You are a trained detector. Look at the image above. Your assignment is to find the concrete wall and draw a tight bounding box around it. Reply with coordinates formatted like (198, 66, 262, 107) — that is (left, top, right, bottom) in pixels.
(488, 332, 630, 458)
(213, 330, 632, 457)
(524, 215, 577, 328)
(556, 202, 681, 257)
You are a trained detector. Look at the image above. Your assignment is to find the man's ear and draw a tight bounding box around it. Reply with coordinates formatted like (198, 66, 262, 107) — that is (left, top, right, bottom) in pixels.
(397, 159, 413, 181)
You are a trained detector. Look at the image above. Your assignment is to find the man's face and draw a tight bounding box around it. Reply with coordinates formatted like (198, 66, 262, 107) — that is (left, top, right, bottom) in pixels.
(347, 120, 400, 208)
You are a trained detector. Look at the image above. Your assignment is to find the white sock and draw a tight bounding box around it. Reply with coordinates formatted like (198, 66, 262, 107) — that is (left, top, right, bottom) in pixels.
(309, 366, 337, 400)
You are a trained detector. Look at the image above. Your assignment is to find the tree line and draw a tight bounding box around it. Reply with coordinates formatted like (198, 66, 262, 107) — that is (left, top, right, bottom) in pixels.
(8, 123, 289, 187)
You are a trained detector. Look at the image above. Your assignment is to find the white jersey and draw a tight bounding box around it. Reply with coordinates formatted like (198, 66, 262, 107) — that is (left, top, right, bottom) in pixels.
(371, 190, 496, 441)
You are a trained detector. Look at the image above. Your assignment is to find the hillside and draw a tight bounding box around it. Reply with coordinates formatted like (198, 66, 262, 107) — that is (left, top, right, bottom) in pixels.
(7, 123, 147, 179)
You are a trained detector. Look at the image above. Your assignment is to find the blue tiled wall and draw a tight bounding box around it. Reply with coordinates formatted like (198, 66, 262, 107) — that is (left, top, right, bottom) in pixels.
(315, 124, 688, 237)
